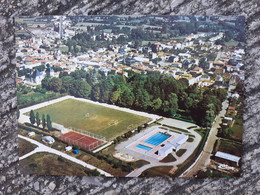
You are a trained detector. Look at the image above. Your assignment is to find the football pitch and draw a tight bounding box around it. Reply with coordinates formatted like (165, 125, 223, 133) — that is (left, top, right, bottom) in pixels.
(33, 99, 151, 140)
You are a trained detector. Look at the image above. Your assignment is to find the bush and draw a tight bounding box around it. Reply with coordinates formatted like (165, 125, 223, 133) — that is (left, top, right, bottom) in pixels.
(187, 137, 194, 142)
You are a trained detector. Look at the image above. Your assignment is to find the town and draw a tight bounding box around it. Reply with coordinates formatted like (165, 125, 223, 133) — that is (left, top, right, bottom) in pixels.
(16, 16, 244, 178)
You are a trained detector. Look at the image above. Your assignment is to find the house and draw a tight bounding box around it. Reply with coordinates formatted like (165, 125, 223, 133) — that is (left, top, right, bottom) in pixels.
(228, 106, 236, 111)
(224, 117, 233, 127)
(42, 136, 55, 144)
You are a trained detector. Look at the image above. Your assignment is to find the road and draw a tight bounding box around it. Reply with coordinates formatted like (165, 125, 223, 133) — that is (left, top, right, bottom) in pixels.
(181, 99, 229, 177)
(18, 135, 112, 177)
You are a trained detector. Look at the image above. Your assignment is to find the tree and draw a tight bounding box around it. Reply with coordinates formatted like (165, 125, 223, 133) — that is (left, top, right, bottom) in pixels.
(151, 44, 157, 53)
(47, 114, 52, 131)
(224, 31, 234, 42)
(49, 77, 62, 92)
(41, 77, 51, 90)
(42, 114, 46, 129)
(168, 93, 178, 117)
(29, 110, 35, 125)
(152, 98, 162, 111)
(202, 104, 215, 127)
(71, 80, 92, 98)
(36, 112, 41, 127)
(61, 76, 74, 93)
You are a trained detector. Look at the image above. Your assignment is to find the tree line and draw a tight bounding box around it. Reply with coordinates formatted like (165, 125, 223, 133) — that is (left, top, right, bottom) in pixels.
(29, 110, 52, 131)
(40, 69, 227, 127)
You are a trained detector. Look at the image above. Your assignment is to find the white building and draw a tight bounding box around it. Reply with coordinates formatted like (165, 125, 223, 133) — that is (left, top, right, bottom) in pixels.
(28, 132, 35, 136)
(65, 146, 73, 151)
(215, 151, 240, 166)
(158, 134, 189, 157)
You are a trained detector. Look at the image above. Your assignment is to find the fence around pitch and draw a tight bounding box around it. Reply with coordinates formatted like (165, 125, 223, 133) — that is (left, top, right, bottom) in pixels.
(60, 136, 103, 151)
(69, 127, 106, 142)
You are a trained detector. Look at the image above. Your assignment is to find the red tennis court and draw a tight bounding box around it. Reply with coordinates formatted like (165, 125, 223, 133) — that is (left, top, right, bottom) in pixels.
(59, 131, 103, 150)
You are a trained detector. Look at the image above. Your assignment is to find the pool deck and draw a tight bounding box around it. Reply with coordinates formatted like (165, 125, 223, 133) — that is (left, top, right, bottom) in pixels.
(126, 128, 180, 160)
(115, 119, 202, 172)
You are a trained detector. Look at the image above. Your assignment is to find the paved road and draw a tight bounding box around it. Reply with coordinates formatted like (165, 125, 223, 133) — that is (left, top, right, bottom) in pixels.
(18, 135, 112, 177)
(181, 99, 229, 177)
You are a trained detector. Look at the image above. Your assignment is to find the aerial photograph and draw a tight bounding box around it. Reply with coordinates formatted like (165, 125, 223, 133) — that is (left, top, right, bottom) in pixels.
(16, 15, 245, 178)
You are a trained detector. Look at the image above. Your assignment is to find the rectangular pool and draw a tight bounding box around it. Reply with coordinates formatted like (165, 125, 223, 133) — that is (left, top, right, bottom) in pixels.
(144, 132, 170, 146)
(136, 144, 152, 151)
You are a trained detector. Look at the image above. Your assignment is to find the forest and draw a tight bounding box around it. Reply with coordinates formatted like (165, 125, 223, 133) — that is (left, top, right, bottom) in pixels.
(38, 69, 227, 127)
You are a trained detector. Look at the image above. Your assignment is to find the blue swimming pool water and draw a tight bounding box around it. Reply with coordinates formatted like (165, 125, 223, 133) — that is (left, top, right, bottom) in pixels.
(136, 144, 152, 151)
(144, 132, 170, 146)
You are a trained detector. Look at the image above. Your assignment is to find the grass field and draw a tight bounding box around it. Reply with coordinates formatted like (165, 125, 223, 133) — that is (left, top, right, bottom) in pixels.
(140, 166, 174, 177)
(19, 138, 37, 157)
(19, 152, 101, 176)
(159, 154, 176, 163)
(33, 99, 150, 140)
(217, 139, 242, 157)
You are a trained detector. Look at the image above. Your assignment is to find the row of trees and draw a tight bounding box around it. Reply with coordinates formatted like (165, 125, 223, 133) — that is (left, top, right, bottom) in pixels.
(40, 69, 227, 127)
(29, 110, 52, 131)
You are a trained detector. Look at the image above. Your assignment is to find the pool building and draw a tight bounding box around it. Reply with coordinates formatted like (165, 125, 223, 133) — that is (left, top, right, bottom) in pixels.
(158, 134, 189, 157)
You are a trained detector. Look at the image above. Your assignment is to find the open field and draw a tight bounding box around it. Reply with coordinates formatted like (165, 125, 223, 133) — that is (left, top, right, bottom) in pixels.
(230, 118, 243, 141)
(19, 152, 101, 176)
(140, 166, 174, 177)
(31, 99, 150, 140)
(216, 139, 242, 157)
(19, 138, 37, 157)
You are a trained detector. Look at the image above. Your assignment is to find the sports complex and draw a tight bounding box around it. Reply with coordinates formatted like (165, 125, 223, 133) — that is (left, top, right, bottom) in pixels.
(19, 95, 159, 151)
(19, 95, 201, 176)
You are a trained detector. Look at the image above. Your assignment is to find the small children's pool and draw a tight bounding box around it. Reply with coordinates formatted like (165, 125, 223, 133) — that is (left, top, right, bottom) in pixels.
(136, 144, 152, 151)
(144, 132, 170, 146)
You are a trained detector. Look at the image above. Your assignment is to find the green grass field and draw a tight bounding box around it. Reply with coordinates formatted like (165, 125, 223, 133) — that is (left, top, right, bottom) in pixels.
(19, 138, 37, 157)
(33, 99, 151, 140)
(217, 139, 242, 157)
(20, 152, 100, 176)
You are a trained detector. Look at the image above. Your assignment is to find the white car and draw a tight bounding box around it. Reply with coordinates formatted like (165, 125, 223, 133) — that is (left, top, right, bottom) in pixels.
(42, 136, 55, 144)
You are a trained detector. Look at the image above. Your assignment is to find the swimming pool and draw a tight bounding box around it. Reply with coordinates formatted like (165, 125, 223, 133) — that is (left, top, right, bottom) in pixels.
(144, 132, 170, 146)
(136, 144, 152, 151)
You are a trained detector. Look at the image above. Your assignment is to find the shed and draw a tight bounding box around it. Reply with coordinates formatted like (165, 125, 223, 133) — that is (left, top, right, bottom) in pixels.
(215, 151, 241, 166)
(73, 149, 79, 154)
(65, 146, 73, 152)
(28, 132, 35, 136)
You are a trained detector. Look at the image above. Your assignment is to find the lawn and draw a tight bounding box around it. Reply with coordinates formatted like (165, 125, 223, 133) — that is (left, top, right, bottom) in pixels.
(32, 99, 150, 140)
(19, 138, 37, 157)
(19, 152, 101, 176)
(230, 118, 243, 141)
(140, 166, 174, 177)
(217, 139, 242, 157)
(176, 149, 187, 157)
(159, 153, 176, 163)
